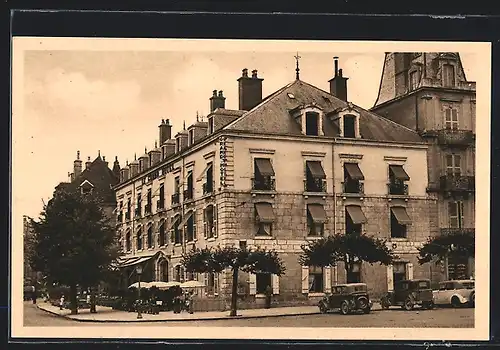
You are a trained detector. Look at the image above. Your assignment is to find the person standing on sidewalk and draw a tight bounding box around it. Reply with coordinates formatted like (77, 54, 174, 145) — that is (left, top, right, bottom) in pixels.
(31, 286, 37, 304)
(59, 295, 65, 310)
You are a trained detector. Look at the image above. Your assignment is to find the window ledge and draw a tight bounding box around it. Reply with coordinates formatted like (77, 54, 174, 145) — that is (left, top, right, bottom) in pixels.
(255, 235, 274, 240)
(306, 236, 324, 240)
(308, 293, 325, 297)
(206, 238, 216, 242)
(390, 238, 408, 242)
(186, 241, 197, 245)
(251, 190, 277, 196)
(303, 192, 327, 198)
(255, 294, 267, 299)
(174, 244, 181, 247)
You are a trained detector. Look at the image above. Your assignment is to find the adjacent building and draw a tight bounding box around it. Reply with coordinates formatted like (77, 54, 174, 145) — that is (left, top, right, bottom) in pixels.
(370, 52, 475, 280)
(114, 58, 437, 309)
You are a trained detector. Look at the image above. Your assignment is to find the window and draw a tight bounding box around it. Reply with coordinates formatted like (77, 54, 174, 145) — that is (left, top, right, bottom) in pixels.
(343, 115, 356, 138)
(188, 129, 195, 146)
(186, 271, 195, 281)
(204, 205, 216, 239)
(409, 70, 418, 91)
(136, 193, 142, 217)
(184, 171, 194, 200)
(442, 64, 455, 87)
(176, 137, 181, 153)
(173, 216, 182, 244)
(390, 207, 411, 238)
(305, 112, 319, 136)
(449, 201, 464, 228)
(255, 202, 274, 236)
(393, 262, 406, 283)
(147, 225, 153, 248)
(388, 165, 410, 195)
(158, 260, 168, 282)
(307, 204, 326, 236)
(145, 188, 152, 214)
(126, 199, 131, 220)
(343, 163, 364, 194)
(253, 158, 275, 191)
(206, 272, 219, 295)
(444, 107, 459, 130)
(172, 177, 180, 205)
(256, 273, 272, 294)
(174, 265, 185, 282)
(186, 212, 196, 242)
(208, 117, 214, 134)
(305, 160, 326, 192)
(158, 184, 165, 210)
(348, 262, 361, 283)
(125, 230, 131, 251)
(345, 206, 366, 235)
(136, 227, 143, 250)
(308, 266, 323, 293)
(203, 163, 214, 194)
(81, 186, 93, 195)
(158, 221, 166, 246)
(446, 154, 461, 176)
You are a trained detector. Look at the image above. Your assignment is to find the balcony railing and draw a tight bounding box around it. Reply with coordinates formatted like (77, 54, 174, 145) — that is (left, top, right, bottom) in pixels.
(252, 177, 276, 191)
(437, 129, 475, 146)
(304, 178, 327, 193)
(171, 193, 180, 205)
(342, 181, 364, 195)
(387, 182, 409, 196)
(439, 175, 475, 192)
(440, 228, 475, 237)
(183, 189, 194, 201)
(203, 181, 215, 195)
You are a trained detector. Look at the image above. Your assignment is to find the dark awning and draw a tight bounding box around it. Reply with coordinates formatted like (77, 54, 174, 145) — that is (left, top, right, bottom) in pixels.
(344, 163, 365, 180)
(307, 204, 327, 223)
(255, 202, 275, 223)
(196, 163, 213, 182)
(391, 207, 412, 225)
(389, 165, 410, 181)
(116, 255, 156, 268)
(346, 205, 367, 224)
(306, 161, 326, 179)
(255, 158, 275, 177)
(178, 211, 194, 230)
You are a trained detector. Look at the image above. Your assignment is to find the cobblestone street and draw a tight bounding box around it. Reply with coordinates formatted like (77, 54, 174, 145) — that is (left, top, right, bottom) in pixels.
(23, 302, 474, 328)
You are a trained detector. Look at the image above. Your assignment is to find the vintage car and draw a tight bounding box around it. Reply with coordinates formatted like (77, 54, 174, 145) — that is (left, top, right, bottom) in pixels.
(432, 280, 475, 308)
(318, 283, 373, 315)
(380, 279, 434, 311)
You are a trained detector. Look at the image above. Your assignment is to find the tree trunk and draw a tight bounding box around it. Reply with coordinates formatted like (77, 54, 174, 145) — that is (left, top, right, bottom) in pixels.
(90, 286, 97, 313)
(229, 268, 239, 317)
(69, 284, 78, 315)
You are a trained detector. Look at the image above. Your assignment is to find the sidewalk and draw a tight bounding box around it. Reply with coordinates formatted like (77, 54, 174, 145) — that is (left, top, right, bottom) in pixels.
(37, 302, 382, 323)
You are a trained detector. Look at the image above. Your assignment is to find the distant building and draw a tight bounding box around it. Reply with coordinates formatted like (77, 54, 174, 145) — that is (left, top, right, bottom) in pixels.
(113, 57, 436, 308)
(370, 52, 475, 280)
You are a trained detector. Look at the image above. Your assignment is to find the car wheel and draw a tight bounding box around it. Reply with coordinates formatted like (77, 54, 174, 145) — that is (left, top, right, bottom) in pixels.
(318, 302, 328, 314)
(403, 298, 414, 311)
(451, 296, 461, 308)
(469, 293, 475, 308)
(340, 301, 350, 315)
(362, 306, 371, 314)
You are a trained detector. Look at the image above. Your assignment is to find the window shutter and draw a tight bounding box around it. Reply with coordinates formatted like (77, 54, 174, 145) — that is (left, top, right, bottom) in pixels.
(214, 272, 219, 295)
(170, 229, 174, 244)
(323, 266, 332, 293)
(387, 265, 394, 291)
(272, 274, 280, 295)
(301, 266, 309, 294)
(406, 262, 414, 280)
(459, 201, 464, 228)
(193, 210, 197, 240)
(332, 264, 338, 286)
(203, 209, 208, 239)
(213, 205, 218, 238)
(249, 273, 257, 295)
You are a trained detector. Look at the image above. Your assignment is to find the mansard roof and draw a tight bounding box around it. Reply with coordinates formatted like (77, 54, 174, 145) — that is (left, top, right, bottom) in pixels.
(224, 79, 423, 143)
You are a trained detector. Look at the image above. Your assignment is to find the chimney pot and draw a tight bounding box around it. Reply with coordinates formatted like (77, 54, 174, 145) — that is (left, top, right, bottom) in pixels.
(334, 56, 339, 77)
(103, 156, 106, 161)
(218, 90, 223, 97)
(166, 119, 170, 125)
(339, 68, 343, 77)
(252, 69, 258, 78)
(242, 68, 248, 77)
(213, 90, 217, 96)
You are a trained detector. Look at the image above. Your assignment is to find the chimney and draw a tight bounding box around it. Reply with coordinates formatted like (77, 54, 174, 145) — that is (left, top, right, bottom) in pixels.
(159, 119, 172, 145)
(73, 150, 82, 178)
(112, 156, 121, 178)
(329, 57, 349, 101)
(85, 156, 92, 170)
(210, 90, 226, 112)
(237, 68, 263, 111)
(161, 139, 176, 160)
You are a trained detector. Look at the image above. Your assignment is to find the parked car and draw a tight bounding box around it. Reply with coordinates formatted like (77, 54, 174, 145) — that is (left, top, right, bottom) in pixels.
(318, 283, 373, 315)
(432, 280, 475, 308)
(380, 279, 434, 311)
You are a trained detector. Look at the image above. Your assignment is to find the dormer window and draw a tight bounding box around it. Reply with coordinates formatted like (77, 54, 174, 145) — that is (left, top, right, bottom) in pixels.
(188, 129, 195, 146)
(409, 70, 418, 91)
(305, 112, 320, 136)
(343, 115, 356, 138)
(208, 117, 215, 134)
(176, 137, 181, 153)
(442, 64, 455, 87)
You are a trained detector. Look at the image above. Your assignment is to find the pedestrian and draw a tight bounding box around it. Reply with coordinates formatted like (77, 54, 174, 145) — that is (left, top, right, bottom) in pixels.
(86, 292, 91, 306)
(59, 295, 65, 310)
(31, 286, 37, 304)
(187, 291, 194, 314)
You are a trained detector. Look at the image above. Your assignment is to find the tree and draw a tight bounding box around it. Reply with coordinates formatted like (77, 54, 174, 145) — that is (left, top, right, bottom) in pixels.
(29, 188, 121, 314)
(299, 233, 396, 283)
(418, 232, 475, 266)
(181, 246, 285, 316)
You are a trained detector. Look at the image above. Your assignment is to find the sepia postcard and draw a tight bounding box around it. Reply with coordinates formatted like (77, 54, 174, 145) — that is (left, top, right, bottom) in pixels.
(11, 37, 491, 341)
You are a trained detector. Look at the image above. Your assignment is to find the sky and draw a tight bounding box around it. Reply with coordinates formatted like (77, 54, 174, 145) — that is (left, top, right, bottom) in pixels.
(14, 40, 480, 219)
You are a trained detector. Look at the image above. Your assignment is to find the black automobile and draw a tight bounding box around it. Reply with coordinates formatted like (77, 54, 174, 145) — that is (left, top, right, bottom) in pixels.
(380, 279, 434, 311)
(318, 283, 373, 315)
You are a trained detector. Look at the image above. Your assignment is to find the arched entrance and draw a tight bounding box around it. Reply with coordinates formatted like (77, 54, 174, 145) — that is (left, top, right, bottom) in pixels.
(158, 259, 169, 282)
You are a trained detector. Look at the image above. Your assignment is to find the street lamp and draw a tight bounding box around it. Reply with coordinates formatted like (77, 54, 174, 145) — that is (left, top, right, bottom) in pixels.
(136, 265, 143, 319)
